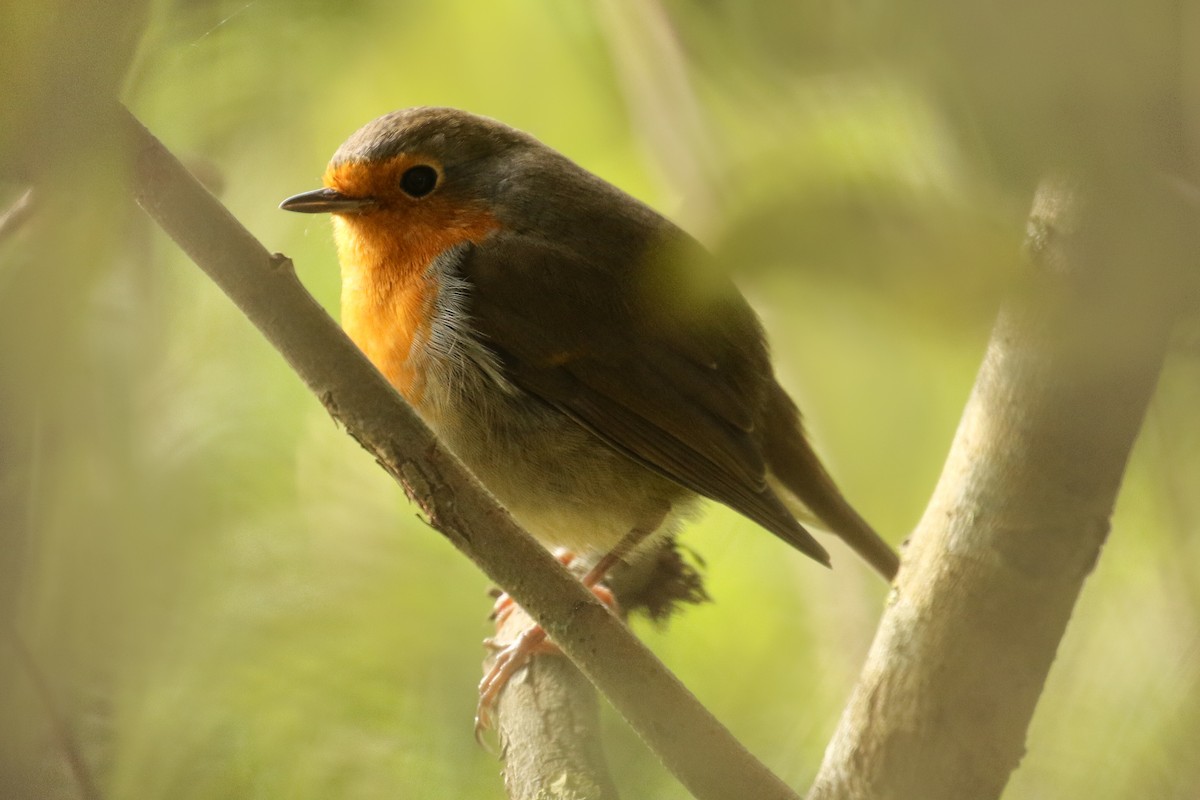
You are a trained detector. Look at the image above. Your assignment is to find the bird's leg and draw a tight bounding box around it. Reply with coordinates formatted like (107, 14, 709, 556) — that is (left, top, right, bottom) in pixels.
(475, 507, 668, 741)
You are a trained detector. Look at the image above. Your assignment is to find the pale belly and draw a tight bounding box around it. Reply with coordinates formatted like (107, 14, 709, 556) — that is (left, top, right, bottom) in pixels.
(420, 367, 697, 557)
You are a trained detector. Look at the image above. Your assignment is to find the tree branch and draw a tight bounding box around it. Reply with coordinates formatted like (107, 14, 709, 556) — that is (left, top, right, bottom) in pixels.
(121, 104, 800, 800)
(5, 624, 104, 800)
(488, 542, 709, 799)
(489, 601, 621, 800)
(807, 176, 1191, 799)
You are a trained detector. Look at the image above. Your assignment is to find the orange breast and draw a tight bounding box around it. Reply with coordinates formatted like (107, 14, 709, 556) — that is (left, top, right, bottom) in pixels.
(327, 164, 499, 406)
(337, 229, 433, 403)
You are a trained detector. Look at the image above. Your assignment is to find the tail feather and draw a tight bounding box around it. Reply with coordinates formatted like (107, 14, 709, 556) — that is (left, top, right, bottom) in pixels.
(761, 385, 899, 582)
(773, 472, 899, 581)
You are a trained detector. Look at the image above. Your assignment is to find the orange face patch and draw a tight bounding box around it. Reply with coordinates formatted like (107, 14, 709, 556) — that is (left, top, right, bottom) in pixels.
(323, 154, 499, 285)
(323, 153, 438, 203)
(324, 154, 499, 405)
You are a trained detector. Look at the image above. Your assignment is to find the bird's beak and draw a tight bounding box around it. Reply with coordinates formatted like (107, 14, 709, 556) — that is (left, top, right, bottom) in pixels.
(279, 187, 376, 214)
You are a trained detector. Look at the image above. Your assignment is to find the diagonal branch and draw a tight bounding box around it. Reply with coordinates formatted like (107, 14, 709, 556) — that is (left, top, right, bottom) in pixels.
(807, 176, 1192, 800)
(120, 104, 800, 800)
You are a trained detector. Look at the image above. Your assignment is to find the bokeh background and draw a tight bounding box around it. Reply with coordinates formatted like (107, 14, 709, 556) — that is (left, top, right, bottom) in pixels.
(2, 0, 1199, 798)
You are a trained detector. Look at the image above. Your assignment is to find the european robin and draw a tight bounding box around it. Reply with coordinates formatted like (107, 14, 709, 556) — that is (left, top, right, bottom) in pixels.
(281, 107, 898, 729)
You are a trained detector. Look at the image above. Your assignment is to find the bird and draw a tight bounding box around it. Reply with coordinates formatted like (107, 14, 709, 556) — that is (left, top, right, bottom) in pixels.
(280, 106, 898, 729)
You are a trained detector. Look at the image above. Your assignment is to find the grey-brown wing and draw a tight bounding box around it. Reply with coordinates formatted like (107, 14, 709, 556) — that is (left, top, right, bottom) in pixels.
(458, 229, 829, 565)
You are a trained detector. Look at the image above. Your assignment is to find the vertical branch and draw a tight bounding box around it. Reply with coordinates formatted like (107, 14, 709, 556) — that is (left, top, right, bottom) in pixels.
(489, 602, 621, 800)
(808, 177, 1190, 800)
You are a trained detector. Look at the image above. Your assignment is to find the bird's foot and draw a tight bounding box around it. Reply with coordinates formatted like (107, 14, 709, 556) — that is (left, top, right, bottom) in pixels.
(475, 551, 618, 743)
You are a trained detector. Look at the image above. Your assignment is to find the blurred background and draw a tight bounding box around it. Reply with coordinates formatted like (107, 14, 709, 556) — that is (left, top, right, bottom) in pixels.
(2, 0, 1198, 797)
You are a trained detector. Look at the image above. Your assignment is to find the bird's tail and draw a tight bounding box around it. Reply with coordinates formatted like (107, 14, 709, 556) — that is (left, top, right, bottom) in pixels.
(762, 385, 900, 582)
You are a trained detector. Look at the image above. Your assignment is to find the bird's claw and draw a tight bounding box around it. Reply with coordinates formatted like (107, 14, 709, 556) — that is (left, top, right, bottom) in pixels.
(475, 624, 553, 745)
(475, 549, 619, 746)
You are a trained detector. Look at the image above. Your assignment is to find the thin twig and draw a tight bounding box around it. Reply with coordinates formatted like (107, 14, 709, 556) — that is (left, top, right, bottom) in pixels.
(0, 188, 35, 243)
(5, 624, 103, 800)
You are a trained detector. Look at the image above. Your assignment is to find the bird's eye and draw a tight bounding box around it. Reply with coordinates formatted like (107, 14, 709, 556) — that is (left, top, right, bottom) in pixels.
(400, 165, 439, 198)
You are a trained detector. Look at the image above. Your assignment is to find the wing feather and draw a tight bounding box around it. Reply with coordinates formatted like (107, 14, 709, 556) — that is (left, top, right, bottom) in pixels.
(458, 228, 829, 563)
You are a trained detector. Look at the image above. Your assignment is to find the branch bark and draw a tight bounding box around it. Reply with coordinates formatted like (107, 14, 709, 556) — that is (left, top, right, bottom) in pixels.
(489, 602, 621, 800)
(808, 176, 1192, 799)
(121, 104, 800, 800)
